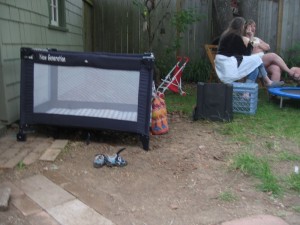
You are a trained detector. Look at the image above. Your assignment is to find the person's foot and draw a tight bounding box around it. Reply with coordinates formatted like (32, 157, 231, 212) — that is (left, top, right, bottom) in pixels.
(290, 73, 300, 82)
(266, 81, 284, 87)
(290, 67, 300, 83)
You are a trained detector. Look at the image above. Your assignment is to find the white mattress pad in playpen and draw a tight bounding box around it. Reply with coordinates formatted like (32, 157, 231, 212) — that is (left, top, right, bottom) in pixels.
(33, 64, 140, 122)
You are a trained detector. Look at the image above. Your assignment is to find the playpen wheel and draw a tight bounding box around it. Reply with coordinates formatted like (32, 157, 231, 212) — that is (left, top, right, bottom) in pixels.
(192, 106, 198, 121)
(85, 132, 90, 145)
(181, 91, 186, 96)
(16, 132, 26, 141)
(140, 135, 149, 151)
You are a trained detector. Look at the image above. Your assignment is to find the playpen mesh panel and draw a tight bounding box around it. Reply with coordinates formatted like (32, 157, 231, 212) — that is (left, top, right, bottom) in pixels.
(33, 64, 140, 121)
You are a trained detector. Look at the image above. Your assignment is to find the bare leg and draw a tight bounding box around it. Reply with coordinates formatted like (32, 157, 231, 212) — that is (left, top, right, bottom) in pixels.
(257, 63, 284, 86)
(262, 53, 294, 76)
(267, 64, 281, 81)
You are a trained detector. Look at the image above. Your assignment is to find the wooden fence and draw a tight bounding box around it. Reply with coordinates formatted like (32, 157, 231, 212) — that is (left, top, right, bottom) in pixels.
(93, 0, 212, 61)
(93, 0, 300, 62)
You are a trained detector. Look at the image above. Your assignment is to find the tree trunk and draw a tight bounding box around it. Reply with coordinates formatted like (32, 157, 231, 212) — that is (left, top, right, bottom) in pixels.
(239, 0, 258, 22)
(213, 0, 233, 36)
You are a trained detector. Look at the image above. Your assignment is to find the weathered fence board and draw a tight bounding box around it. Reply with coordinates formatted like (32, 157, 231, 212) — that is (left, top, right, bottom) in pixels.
(281, 0, 300, 55)
(257, 0, 279, 52)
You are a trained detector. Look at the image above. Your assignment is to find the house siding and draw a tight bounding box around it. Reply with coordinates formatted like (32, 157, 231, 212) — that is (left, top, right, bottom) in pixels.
(0, 0, 84, 125)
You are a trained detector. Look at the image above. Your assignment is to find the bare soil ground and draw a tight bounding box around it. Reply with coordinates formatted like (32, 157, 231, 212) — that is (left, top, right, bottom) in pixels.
(1, 114, 300, 225)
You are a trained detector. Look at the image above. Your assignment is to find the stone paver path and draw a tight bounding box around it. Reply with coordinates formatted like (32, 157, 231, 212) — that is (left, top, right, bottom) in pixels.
(8, 175, 115, 225)
(0, 127, 68, 169)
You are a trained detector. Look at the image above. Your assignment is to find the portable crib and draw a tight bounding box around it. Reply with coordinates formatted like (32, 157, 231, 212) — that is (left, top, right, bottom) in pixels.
(17, 47, 155, 150)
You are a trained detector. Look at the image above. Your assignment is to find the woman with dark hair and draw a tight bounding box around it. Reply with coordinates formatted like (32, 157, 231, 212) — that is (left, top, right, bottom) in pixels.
(215, 17, 283, 87)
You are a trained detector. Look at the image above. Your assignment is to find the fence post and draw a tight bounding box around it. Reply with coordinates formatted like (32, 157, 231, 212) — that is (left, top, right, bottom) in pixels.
(176, 0, 182, 57)
(276, 0, 283, 54)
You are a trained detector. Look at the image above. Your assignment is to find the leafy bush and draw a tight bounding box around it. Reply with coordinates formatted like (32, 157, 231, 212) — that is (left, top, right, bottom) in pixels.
(155, 58, 211, 83)
(285, 43, 300, 67)
(183, 59, 211, 82)
(282, 42, 300, 79)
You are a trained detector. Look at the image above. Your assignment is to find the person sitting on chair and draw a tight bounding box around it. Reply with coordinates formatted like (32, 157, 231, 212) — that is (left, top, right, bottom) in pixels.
(215, 17, 284, 87)
(245, 19, 300, 83)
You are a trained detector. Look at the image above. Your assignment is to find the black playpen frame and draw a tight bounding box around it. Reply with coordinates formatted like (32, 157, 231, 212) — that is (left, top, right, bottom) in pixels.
(17, 48, 154, 150)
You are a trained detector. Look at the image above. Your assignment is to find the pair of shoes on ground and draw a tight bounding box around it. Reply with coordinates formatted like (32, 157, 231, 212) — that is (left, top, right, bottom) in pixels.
(93, 148, 127, 168)
(266, 81, 284, 88)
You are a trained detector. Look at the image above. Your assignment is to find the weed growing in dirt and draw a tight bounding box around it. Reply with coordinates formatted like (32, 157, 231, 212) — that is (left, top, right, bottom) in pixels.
(276, 151, 300, 161)
(231, 151, 282, 196)
(292, 205, 300, 213)
(219, 190, 237, 202)
(287, 173, 300, 193)
(231, 151, 262, 176)
(17, 161, 25, 170)
(218, 122, 251, 144)
(265, 141, 276, 150)
(257, 164, 282, 195)
(62, 141, 71, 153)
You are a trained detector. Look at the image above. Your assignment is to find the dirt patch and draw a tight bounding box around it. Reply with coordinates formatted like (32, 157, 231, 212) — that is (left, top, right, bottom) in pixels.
(1, 114, 300, 225)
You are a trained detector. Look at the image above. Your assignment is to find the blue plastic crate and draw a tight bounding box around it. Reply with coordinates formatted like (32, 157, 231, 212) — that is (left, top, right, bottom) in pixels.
(232, 82, 258, 114)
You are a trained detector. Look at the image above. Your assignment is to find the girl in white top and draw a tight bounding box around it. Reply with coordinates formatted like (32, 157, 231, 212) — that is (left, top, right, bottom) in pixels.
(245, 19, 300, 82)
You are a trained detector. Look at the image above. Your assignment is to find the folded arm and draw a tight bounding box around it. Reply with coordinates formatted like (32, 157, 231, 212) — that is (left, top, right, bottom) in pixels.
(251, 37, 270, 54)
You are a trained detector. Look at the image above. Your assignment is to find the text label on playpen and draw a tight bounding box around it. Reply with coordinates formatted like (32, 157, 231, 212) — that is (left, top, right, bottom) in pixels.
(39, 54, 66, 63)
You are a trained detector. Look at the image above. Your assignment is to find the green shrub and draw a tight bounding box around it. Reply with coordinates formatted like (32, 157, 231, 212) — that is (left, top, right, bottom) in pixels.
(183, 59, 211, 82)
(156, 58, 211, 83)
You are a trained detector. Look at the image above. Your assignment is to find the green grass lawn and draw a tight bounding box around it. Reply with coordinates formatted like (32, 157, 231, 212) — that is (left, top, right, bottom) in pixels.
(164, 84, 300, 144)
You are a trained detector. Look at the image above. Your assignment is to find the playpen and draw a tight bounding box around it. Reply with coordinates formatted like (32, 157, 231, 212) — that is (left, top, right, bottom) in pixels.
(17, 48, 155, 150)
